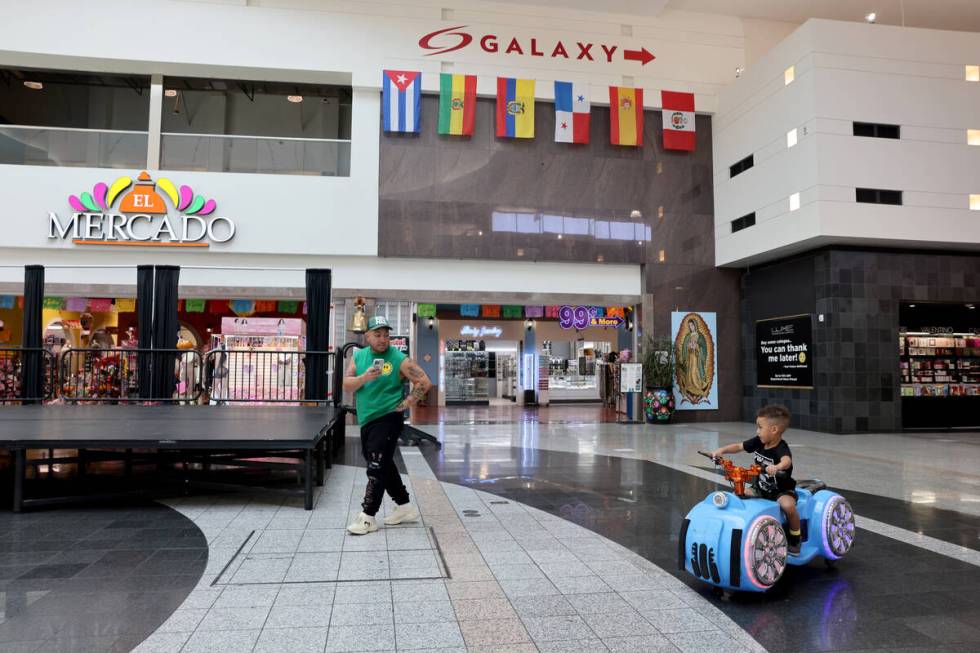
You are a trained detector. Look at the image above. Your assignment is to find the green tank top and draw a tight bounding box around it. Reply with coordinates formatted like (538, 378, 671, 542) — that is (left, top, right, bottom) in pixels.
(353, 345, 407, 425)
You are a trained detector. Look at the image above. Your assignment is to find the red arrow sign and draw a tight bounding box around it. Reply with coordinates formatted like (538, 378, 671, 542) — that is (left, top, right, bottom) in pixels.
(624, 47, 655, 65)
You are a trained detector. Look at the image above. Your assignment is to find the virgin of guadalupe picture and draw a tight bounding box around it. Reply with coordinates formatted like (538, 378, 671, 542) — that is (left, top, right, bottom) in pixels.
(673, 312, 716, 406)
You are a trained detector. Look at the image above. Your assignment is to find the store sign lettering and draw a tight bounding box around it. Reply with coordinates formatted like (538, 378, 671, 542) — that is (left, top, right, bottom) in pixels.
(419, 26, 654, 66)
(460, 325, 503, 338)
(559, 306, 623, 329)
(48, 171, 235, 248)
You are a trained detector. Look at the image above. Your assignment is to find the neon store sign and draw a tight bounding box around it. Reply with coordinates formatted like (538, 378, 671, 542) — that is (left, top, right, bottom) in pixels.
(48, 171, 235, 248)
(460, 325, 503, 338)
(559, 305, 623, 329)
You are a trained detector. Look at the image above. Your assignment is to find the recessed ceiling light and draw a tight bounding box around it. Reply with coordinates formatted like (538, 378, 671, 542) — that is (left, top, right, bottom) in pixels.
(865, 12, 876, 23)
(909, 304, 916, 308)
(287, 95, 303, 103)
(23, 81, 43, 90)
(164, 89, 178, 98)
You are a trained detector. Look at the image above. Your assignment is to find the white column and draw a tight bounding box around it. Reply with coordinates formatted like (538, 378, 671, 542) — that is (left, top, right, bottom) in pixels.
(146, 73, 163, 170)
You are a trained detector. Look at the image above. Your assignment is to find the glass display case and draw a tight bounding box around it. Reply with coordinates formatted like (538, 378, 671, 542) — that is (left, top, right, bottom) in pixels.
(445, 350, 491, 404)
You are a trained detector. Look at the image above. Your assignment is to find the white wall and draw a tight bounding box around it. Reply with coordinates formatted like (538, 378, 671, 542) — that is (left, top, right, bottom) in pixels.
(713, 19, 980, 267)
(0, 86, 379, 255)
(0, 247, 641, 299)
(0, 0, 751, 110)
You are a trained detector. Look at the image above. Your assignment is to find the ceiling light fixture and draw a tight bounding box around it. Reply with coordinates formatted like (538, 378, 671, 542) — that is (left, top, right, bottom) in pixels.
(23, 81, 43, 90)
(287, 95, 303, 103)
(164, 89, 178, 98)
(865, 12, 876, 23)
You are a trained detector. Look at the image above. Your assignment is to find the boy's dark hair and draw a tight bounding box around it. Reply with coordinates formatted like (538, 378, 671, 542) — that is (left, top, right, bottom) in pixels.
(757, 404, 791, 429)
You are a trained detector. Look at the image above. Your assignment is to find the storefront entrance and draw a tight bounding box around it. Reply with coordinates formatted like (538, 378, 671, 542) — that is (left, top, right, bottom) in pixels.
(900, 302, 980, 429)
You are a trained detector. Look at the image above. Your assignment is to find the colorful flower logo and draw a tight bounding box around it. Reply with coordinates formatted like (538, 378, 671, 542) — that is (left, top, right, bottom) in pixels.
(68, 171, 216, 216)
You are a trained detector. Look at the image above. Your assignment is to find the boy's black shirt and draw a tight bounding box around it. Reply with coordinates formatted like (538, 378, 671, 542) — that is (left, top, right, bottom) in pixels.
(742, 436, 796, 496)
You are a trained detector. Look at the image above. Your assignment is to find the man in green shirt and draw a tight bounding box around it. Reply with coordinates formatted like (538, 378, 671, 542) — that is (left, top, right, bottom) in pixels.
(344, 315, 432, 535)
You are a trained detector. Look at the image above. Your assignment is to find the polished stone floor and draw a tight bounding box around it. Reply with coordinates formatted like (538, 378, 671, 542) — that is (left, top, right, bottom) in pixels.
(0, 501, 206, 652)
(1, 419, 979, 652)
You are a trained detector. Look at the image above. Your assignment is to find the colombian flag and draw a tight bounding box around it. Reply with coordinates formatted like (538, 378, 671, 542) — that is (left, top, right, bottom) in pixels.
(438, 73, 477, 136)
(609, 86, 643, 147)
(496, 77, 535, 139)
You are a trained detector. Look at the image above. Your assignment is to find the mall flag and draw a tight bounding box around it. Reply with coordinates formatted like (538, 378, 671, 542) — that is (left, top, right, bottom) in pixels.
(496, 77, 535, 139)
(554, 81, 590, 143)
(661, 90, 696, 151)
(438, 73, 477, 136)
(382, 70, 421, 133)
(609, 86, 643, 146)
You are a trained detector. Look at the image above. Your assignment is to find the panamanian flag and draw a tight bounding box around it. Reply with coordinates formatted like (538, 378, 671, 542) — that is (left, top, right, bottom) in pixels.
(382, 70, 421, 133)
(554, 81, 590, 143)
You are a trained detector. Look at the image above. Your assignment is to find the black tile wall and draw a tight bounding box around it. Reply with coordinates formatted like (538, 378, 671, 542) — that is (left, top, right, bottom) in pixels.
(742, 249, 980, 433)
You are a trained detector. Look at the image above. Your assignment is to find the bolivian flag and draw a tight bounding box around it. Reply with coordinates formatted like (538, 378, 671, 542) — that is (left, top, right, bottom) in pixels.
(609, 86, 644, 147)
(496, 77, 535, 139)
(438, 73, 477, 136)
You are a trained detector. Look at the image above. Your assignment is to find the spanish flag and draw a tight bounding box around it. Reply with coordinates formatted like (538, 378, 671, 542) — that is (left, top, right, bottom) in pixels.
(438, 73, 477, 136)
(609, 86, 644, 147)
(496, 77, 535, 139)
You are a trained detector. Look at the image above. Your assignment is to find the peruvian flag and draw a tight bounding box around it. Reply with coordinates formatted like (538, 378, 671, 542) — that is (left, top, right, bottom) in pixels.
(661, 90, 695, 151)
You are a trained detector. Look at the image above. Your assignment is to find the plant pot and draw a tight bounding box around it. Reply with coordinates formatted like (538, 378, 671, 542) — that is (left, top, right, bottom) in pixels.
(644, 387, 676, 423)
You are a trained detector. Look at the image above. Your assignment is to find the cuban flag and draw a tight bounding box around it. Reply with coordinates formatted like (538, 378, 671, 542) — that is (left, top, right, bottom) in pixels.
(554, 81, 590, 144)
(382, 70, 421, 133)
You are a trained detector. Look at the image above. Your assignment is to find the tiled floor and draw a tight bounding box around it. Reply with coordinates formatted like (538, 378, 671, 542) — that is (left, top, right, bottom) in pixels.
(137, 454, 761, 653)
(410, 402, 620, 425)
(3, 419, 980, 652)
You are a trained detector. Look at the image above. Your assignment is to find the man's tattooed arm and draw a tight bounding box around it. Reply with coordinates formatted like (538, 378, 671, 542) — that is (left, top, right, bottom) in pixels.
(396, 359, 433, 411)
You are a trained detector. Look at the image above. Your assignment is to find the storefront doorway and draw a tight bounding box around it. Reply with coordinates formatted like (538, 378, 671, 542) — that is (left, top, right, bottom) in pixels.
(899, 302, 979, 429)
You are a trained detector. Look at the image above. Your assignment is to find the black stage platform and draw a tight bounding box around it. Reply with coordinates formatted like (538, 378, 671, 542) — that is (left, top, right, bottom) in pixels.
(0, 405, 345, 512)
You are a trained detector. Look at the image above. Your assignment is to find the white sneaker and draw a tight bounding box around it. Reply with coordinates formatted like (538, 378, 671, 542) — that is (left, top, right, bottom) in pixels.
(384, 503, 420, 525)
(347, 512, 378, 535)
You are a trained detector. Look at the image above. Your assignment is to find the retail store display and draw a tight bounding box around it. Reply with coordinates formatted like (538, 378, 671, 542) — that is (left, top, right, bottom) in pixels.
(444, 349, 491, 404)
(210, 317, 306, 404)
(899, 334, 980, 397)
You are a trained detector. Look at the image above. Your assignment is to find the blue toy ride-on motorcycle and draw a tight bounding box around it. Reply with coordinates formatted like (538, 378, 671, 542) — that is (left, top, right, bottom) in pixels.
(680, 452, 855, 594)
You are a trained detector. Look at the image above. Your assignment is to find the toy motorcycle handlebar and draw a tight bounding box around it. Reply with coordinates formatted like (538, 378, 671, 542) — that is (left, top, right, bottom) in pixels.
(697, 450, 788, 497)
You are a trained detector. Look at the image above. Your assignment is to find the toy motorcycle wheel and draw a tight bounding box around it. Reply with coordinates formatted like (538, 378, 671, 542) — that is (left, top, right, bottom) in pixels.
(745, 516, 788, 588)
(823, 496, 856, 558)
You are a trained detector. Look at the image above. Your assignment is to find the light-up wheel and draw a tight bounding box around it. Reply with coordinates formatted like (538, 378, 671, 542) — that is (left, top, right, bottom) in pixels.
(824, 496, 856, 558)
(745, 516, 787, 587)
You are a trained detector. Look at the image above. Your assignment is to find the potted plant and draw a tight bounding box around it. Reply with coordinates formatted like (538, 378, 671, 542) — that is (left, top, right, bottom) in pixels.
(642, 336, 676, 423)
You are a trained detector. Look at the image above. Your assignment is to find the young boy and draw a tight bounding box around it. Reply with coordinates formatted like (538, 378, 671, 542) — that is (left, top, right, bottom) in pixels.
(711, 404, 801, 554)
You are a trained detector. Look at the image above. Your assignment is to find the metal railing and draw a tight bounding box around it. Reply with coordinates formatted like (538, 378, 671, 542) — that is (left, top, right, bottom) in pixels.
(0, 348, 57, 402)
(0, 347, 333, 404)
(203, 349, 333, 404)
(160, 132, 351, 176)
(59, 348, 203, 403)
(0, 125, 149, 169)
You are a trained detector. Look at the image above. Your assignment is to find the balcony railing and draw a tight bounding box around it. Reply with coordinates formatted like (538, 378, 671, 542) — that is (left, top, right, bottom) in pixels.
(161, 133, 351, 176)
(0, 125, 149, 169)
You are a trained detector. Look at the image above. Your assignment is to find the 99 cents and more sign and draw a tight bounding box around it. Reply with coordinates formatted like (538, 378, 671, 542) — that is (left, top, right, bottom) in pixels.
(558, 306, 623, 329)
(756, 315, 813, 389)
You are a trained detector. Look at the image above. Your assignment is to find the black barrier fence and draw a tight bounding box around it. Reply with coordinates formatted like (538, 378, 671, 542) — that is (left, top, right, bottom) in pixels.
(0, 347, 334, 404)
(0, 348, 57, 403)
(59, 348, 202, 403)
(203, 349, 334, 404)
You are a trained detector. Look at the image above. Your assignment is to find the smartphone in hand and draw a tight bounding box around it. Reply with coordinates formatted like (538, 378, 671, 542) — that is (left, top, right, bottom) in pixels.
(372, 358, 384, 373)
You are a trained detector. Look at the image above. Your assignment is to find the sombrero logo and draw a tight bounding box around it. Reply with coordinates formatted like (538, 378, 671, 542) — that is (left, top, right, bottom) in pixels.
(48, 171, 236, 247)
